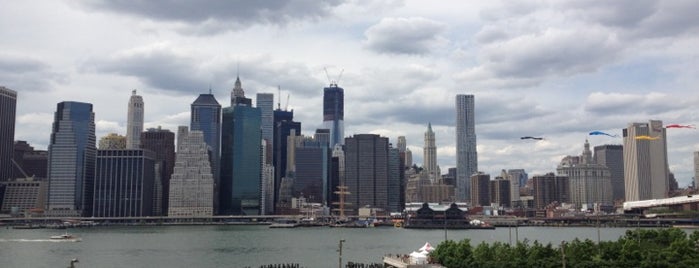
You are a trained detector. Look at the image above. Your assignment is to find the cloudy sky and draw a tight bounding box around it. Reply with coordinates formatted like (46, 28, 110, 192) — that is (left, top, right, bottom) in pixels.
(3, 0, 698, 186)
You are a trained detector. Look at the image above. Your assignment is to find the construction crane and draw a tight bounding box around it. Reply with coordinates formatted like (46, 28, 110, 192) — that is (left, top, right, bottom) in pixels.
(285, 93, 290, 111)
(324, 67, 344, 87)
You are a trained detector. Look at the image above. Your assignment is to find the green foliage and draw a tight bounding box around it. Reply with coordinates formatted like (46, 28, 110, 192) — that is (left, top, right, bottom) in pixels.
(431, 228, 699, 267)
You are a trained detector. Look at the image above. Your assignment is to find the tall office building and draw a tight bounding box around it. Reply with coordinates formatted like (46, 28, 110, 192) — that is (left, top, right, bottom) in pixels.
(290, 136, 331, 204)
(387, 146, 404, 212)
(456, 94, 478, 202)
(220, 102, 262, 215)
(0, 86, 17, 182)
(99, 133, 126, 149)
(498, 170, 518, 208)
(261, 141, 275, 215)
(532, 173, 569, 209)
(12, 141, 48, 180)
(423, 123, 438, 176)
(345, 134, 389, 214)
(190, 93, 221, 212)
(405, 148, 413, 168)
(323, 83, 344, 147)
(470, 172, 490, 207)
(140, 126, 175, 215)
(126, 90, 144, 149)
(257, 93, 274, 162)
(94, 149, 156, 217)
(623, 120, 669, 201)
(557, 140, 612, 208)
(46, 101, 96, 217)
(273, 109, 301, 210)
(490, 177, 511, 208)
(168, 127, 214, 217)
(594, 145, 624, 201)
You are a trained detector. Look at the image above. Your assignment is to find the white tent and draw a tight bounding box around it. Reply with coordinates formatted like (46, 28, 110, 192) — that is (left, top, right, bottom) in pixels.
(409, 251, 428, 264)
(418, 242, 434, 253)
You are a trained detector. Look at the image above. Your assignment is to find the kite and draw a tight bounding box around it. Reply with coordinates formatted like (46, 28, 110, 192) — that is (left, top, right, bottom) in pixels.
(666, 124, 695, 129)
(635, 135, 660, 140)
(589, 131, 618, 137)
(521, 136, 544, 140)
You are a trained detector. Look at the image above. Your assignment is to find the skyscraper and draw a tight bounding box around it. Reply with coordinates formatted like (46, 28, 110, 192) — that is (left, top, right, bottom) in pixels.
(323, 83, 344, 147)
(46, 101, 96, 217)
(557, 140, 612, 208)
(94, 149, 156, 217)
(126, 90, 144, 149)
(387, 146, 404, 212)
(0, 86, 17, 182)
(507, 169, 527, 207)
(273, 109, 301, 210)
(140, 126, 175, 215)
(532, 173, 569, 209)
(231, 76, 252, 106)
(345, 134, 389, 214)
(220, 102, 262, 215)
(291, 136, 331, 204)
(623, 120, 669, 201)
(190, 93, 221, 212)
(257, 93, 274, 160)
(456, 94, 478, 202)
(423, 123, 438, 176)
(12, 141, 48, 180)
(594, 144, 624, 201)
(490, 177, 511, 208)
(261, 141, 275, 215)
(168, 127, 214, 217)
(470, 172, 490, 207)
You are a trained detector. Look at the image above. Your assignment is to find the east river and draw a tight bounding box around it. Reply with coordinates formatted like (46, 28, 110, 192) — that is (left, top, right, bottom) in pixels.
(0, 225, 692, 268)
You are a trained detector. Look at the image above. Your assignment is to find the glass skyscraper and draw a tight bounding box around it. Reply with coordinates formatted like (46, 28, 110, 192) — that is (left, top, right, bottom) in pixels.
(190, 93, 221, 212)
(220, 104, 262, 215)
(273, 109, 301, 210)
(323, 84, 344, 147)
(46, 101, 96, 217)
(0, 86, 17, 182)
(456, 94, 478, 202)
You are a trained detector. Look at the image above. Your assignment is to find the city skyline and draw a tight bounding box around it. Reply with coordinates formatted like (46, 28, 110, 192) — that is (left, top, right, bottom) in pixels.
(3, 1, 699, 186)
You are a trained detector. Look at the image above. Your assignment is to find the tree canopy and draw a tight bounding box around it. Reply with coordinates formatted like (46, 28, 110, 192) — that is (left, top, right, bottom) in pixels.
(430, 228, 699, 268)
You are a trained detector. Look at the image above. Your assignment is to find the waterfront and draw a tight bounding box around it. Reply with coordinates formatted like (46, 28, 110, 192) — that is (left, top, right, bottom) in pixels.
(3, 225, 692, 268)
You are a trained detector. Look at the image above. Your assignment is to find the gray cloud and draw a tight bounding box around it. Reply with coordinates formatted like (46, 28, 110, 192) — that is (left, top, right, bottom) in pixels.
(75, 0, 344, 34)
(0, 54, 66, 92)
(364, 17, 447, 55)
(82, 44, 324, 98)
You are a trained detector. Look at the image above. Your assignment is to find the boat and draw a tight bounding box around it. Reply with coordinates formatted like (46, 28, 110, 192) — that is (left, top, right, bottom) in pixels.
(50, 233, 81, 241)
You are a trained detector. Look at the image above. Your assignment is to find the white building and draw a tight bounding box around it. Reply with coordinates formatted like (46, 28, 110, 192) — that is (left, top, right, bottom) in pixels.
(168, 127, 214, 217)
(126, 90, 144, 149)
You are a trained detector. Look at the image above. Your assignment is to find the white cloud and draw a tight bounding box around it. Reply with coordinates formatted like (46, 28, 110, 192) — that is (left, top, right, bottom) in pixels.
(364, 17, 448, 55)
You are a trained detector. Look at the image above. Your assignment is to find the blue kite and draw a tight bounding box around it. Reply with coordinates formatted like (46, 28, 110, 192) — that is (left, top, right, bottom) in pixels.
(589, 131, 618, 138)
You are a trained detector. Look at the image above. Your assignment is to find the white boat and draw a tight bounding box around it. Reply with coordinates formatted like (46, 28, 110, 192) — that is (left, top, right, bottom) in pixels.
(50, 233, 81, 241)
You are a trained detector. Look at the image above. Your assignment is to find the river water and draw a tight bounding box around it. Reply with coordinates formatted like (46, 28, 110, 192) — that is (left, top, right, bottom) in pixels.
(0, 225, 683, 268)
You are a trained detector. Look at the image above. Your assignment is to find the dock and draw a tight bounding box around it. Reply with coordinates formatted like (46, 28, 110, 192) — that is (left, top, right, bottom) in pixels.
(382, 255, 445, 268)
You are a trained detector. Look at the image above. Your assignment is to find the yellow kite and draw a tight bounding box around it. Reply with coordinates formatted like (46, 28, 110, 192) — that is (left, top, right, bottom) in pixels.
(635, 135, 660, 140)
